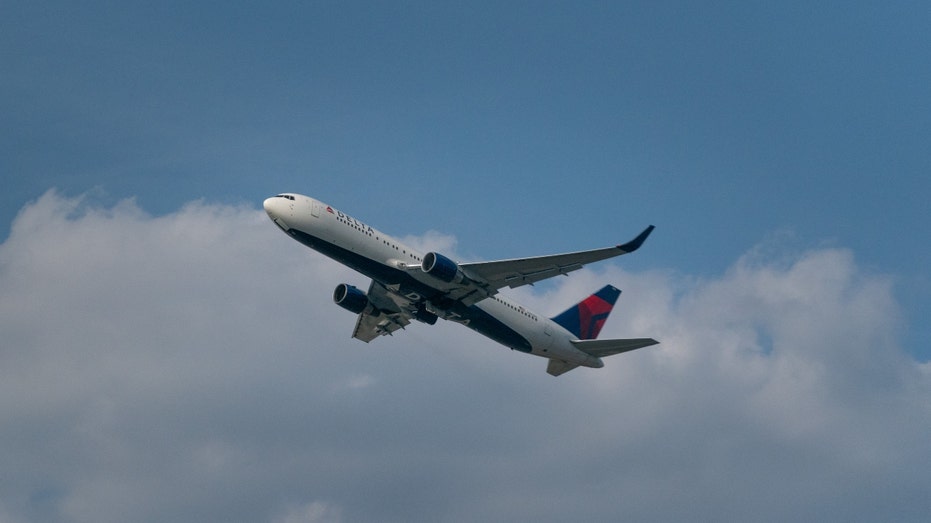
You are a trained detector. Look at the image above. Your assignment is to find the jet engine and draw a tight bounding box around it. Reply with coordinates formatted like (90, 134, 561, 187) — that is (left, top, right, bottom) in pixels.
(421, 252, 465, 284)
(333, 283, 369, 314)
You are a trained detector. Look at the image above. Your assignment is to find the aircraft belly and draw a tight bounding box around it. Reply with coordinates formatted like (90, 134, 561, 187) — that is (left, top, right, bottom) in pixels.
(468, 301, 537, 354)
(461, 311, 533, 353)
(288, 227, 533, 351)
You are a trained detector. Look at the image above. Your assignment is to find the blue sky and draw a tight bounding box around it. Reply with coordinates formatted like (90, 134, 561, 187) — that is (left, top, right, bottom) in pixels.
(5, 2, 928, 342)
(2, 2, 930, 522)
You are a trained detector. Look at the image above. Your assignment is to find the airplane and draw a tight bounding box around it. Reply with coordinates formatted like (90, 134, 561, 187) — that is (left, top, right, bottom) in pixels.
(263, 193, 658, 376)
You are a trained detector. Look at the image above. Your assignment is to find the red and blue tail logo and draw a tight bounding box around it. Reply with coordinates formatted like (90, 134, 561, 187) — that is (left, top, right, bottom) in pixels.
(551, 285, 621, 340)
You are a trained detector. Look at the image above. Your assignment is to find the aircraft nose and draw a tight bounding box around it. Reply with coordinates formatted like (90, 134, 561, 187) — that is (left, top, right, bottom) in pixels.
(263, 196, 285, 219)
(263, 196, 291, 231)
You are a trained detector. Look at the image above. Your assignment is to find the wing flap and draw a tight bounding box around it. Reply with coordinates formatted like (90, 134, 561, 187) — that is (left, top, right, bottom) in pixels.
(351, 306, 410, 342)
(349, 280, 416, 342)
(500, 263, 584, 287)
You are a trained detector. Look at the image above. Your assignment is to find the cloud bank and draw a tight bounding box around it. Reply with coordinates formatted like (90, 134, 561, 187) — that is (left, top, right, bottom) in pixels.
(1, 191, 928, 522)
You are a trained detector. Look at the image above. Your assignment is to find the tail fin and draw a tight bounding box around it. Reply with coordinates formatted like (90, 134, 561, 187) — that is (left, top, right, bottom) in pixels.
(551, 285, 621, 340)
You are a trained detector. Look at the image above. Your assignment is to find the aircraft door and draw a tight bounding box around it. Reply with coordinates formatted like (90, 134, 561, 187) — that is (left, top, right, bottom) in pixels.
(310, 200, 321, 218)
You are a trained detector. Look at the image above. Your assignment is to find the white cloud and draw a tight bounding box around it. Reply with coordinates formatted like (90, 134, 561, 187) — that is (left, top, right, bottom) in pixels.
(399, 229, 458, 257)
(1, 190, 929, 522)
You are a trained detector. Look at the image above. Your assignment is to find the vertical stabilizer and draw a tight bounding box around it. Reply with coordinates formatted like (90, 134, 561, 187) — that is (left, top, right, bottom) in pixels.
(550, 285, 621, 340)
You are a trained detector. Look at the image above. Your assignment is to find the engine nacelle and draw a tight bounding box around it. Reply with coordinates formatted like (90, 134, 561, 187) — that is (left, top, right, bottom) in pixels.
(333, 283, 369, 314)
(421, 252, 462, 283)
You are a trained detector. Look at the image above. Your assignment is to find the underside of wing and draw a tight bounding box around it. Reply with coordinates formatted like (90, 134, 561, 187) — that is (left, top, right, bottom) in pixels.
(460, 225, 654, 291)
(349, 280, 416, 342)
(351, 306, 411, 342)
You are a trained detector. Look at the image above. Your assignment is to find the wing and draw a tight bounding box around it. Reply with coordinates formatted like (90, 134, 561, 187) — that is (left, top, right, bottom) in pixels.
(350, 280, 415, 342)
(459, 225, 655, 292)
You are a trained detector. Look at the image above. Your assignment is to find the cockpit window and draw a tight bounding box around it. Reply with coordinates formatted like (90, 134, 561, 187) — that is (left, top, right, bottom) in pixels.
(274, 194, 296, 201)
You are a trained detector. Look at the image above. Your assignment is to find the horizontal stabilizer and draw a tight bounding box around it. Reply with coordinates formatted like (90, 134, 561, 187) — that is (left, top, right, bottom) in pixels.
(546, 359, 581, 377)
(570, 338, 659, 358)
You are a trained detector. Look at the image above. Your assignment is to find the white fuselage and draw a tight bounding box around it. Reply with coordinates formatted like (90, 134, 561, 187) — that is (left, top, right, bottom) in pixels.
(263, 193, 603, 369)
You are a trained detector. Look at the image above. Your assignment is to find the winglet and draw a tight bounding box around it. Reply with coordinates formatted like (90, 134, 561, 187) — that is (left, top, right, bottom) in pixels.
(617, 225, 655, 253)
